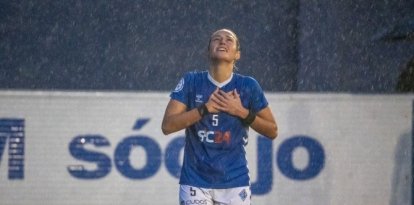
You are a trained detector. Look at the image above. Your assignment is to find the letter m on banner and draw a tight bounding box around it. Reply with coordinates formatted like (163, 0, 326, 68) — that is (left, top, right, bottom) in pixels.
(0, 119, 25, 179)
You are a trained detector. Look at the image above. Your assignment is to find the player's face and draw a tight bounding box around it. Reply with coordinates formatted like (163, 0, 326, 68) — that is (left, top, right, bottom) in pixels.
(208, 30, 240, 63)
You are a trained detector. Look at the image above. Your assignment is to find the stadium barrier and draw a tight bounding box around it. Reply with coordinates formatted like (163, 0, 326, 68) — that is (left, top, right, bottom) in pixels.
(0, 91, 412, 205)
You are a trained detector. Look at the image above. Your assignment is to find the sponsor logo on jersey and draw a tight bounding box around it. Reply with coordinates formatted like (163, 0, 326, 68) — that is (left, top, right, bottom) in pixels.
(195, 94, 203, 103)
(242, 135, 248, 146)
(197, 130, 231, 144)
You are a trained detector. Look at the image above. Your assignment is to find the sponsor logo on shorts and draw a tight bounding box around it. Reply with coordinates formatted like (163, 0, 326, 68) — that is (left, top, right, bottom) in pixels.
(184, 199, 207, 204)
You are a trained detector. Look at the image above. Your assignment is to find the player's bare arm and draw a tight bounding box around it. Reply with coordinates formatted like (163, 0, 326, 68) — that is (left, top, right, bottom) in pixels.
(212, 89, 278, 139)
(162, 89, 224, 135)
(250, 107, 278, 139)
(161, 99, 202, 135)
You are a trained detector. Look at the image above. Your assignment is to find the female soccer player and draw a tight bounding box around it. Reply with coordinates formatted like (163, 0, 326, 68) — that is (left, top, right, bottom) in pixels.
(162, 28, 278, 205)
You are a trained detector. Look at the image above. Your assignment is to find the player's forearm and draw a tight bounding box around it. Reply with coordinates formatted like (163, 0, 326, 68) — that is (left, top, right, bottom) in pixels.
(250, 116, 278, 139)
(235, 106, 278, 140)
(162, 108, 201, 135)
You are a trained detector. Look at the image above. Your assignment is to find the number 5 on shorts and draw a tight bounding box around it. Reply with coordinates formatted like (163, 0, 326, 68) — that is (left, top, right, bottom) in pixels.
(190, 187, 196, 196)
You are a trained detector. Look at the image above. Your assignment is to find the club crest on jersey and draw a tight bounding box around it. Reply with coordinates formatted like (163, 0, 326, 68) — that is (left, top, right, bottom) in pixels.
(239, 189, 248, 201)
(195, 94, 203, 103)
(173, 78, 184, 92)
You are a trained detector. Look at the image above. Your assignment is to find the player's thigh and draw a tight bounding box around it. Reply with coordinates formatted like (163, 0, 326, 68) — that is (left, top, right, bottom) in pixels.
(179, 185, 213, 205)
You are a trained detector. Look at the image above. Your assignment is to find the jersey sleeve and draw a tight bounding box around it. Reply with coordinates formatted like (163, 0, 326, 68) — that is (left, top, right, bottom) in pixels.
(170, 73, 190, 106)
(245, 77, 268, 113)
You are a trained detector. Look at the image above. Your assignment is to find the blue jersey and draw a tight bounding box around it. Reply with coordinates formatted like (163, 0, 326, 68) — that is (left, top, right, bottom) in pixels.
(170, 71, 268, 189)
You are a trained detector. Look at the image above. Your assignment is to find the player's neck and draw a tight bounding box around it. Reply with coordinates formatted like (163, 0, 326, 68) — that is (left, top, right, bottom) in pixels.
(209, 62, 234, 83)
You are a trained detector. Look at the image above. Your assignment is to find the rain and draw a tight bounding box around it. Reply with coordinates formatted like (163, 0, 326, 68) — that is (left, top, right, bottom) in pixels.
(1, 1, 413, 91)
(0, 0, 413, 205)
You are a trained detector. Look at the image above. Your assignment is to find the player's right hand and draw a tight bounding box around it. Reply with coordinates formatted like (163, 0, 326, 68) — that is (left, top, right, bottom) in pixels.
(205, 88, 222, 113)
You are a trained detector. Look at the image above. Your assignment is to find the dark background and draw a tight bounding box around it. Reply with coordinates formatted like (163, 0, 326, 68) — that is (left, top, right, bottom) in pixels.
(1, 0, 413, 92)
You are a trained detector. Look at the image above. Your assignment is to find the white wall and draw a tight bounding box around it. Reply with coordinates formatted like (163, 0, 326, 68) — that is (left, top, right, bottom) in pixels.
(0, 91, 412, 205)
